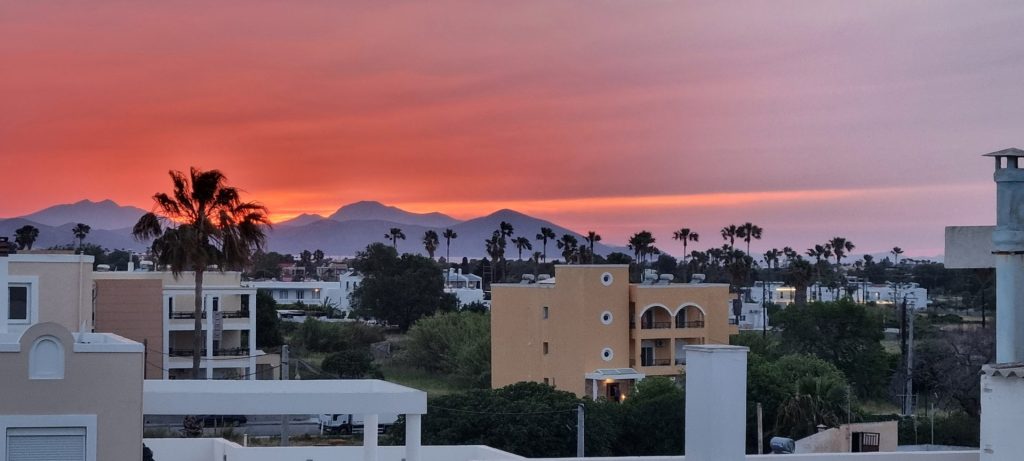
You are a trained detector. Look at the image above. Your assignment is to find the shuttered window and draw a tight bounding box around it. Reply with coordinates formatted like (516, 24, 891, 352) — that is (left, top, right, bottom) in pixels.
(7, 427, 86, 461)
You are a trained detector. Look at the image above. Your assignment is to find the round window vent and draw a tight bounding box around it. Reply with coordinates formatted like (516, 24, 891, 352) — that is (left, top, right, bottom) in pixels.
(601, 347, 614, 361)
(601, 311, 613, 325)
(600, 272, 614, 286)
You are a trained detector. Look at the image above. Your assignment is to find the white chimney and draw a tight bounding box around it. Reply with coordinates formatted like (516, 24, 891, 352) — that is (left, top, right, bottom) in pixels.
(685, 344, 748, 461)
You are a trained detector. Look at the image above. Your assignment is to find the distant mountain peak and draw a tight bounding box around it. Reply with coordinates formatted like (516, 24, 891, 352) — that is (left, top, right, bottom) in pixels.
(15, 199, 146, 230)
(328, 201, 460, 228)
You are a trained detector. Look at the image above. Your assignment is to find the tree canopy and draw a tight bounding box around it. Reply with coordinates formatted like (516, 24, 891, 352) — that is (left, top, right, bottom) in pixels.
(350, 242, 456, 330)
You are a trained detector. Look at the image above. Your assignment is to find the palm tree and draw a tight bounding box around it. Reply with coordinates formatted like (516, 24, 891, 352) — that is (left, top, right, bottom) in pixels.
(828, 237, 855, 267)
(442, 229, 458, 263)
(627, 231, 656, 266)
(511, 236, 533, 260)
(536, 227, 556, 263)
(484, 231, 506, 266)
(785, 257, 815, 306)
(133, 168, 270, 379)
(422, 230, 440, 259)
(720, 224, 739, 249)
(584, 231, 602, 263)
(14, 225, 39, 250)
(72, 223, 91, 248)
(891, 246, 904, 265)
(736, 222, 763, 255)
(385, 227, 406, 250)
(775, 376, 847, 440)
(557, 234, 579, 264)
(673, 228, 699, 281)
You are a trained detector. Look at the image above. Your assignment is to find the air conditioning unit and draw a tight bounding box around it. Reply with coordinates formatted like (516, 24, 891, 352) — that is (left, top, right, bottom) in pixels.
(654, 340, 665, 347)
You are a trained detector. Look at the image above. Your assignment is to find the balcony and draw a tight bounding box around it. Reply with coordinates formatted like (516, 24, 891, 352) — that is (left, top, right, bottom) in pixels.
(169, 310, 250, 320)
(728, 318, 739, 325)
(676, 320, 705, 329)
(168, 347, 249, 357)
(222, 310, 251, 319)
(641, 358, 671, 367)
(170, 311, 207, 320)
(641, 321, 672, 330)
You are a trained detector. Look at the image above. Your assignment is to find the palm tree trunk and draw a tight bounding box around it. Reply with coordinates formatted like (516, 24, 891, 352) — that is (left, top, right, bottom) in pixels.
(193, 269, 204, 379)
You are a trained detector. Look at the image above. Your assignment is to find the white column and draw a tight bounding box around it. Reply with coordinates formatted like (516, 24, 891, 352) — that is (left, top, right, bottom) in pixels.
(405, 413, 422, 461)
(363, 413, 379, 461)
(591, 379, 598, 401)
(685, 345, 748, 461)
(204, 295, 213, 380)
(248, 292, 257, 380)
(0, 257, 8, 334)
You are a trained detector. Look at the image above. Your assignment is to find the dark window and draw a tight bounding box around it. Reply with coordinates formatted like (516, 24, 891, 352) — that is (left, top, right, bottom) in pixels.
(543, 342, 549, 354)
(542, 306, 549, 319)
(9, 286, 28, 321)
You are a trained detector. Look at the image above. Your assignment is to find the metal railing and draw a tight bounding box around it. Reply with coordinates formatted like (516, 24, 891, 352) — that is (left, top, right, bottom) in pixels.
(170, 311, 207, 320)
(728, 318, 739, 325)
(641, 358, 671, 367)
(641, 321, 672, 329)
(221, 310, 250, 319)
(676, 320, 705, 328)
(168, 348, 250, 357)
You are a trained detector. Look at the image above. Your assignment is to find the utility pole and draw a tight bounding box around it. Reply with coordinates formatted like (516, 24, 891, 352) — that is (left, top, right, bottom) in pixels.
(756, 403, 763, 455)
(901, 297, 915, 416)
(577, 403, 585, 458)
(281, 344, 290, 447)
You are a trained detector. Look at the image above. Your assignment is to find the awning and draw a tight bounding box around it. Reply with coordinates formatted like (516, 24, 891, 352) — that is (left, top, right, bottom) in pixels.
(585, 368, 645, 381)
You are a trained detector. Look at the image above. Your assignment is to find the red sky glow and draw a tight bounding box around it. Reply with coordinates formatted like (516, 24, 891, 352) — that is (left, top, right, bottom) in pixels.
(2, 1, 1023, 257)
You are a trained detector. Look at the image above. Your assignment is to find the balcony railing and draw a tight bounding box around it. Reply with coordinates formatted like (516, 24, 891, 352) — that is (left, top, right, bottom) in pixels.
(169, 310, 250, 319)
(641, 358, 671, 367)
(168, 348, 249, 357)
(728, 318, 739, 325)
(674, 358, 686, 365)
(170, 311, 207, 319)
(640, 321, 672, 329)
(676, 320, 705, 328)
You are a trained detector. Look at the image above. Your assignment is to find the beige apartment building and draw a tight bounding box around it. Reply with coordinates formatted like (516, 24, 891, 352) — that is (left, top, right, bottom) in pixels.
(93, 270, 260, 380)
(3, 252, 95, 336)
(491, 265, 737, 400)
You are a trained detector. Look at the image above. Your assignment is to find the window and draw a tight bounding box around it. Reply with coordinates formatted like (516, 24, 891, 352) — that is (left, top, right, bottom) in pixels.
(278, 290, 287, 299)
(8, 285, 28, 323)
(542, 306, 549, 319)
(543, 342, 549, 354)
(543, 378, 549, 385)
(296, 290, 305, 300)
(7, 427, 86, 461)
(313, 288, 321, 299)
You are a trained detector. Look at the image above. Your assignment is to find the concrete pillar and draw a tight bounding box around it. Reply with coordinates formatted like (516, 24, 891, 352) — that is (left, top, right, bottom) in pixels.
(405, 413, 422, 461)
(989, 148, 1024, 363)
(685, 345, 748, 461)
(363, 413, 379, 461)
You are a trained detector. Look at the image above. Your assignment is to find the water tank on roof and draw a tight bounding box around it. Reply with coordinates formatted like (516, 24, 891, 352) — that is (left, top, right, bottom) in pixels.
(770, 437, 794, 454)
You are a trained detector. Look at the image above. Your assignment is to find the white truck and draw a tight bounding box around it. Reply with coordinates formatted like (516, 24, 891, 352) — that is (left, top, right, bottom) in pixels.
(318, 413, 399, 435)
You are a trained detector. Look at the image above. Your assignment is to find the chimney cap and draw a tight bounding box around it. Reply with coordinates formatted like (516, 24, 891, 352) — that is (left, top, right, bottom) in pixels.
(983, 148, 1024, 158)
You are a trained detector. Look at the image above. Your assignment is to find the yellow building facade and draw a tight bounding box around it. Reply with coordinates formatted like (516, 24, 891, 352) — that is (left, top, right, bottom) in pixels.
(491, 264, 737, 400)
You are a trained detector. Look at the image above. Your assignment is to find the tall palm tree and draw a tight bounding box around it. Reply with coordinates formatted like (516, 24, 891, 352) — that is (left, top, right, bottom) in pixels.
(484, 230, 506, 266)
(14, 225, 39, 250)
(385, 227, 406, 250)
(584, 231, 602, 263)
(511, 236, 533, 260)
(627, 230, 656, 266)
(673, 228, 699, 281)
(891, 246, 904, 265)
(536, 227, 556, 263)
(557, 234, 579, 264)
(133, 168, 270, 379)
(72, 223, 91, 248)
(720, 224, 739, 250)
(828, 237, 855, 267)
(737, 222, 763, 255)
(422, 230, 440, 259)
(442, 229, 458, 263)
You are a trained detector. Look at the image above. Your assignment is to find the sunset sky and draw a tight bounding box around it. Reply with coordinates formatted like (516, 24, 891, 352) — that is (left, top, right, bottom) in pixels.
(2, 1, 1023, 257)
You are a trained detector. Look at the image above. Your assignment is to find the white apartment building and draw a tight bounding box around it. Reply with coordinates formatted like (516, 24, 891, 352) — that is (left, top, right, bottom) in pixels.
(248, 269, 361, 315)
(94, 270, 261, 380)
(445, 268, 486, 306)
(747, 280, 929, 310)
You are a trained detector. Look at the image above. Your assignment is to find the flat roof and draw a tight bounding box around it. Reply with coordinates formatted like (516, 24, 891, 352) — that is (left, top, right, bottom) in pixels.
(143, 379, 427, 415)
